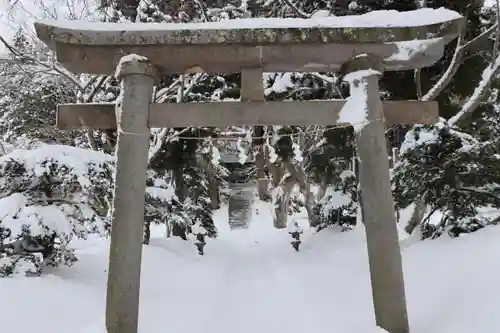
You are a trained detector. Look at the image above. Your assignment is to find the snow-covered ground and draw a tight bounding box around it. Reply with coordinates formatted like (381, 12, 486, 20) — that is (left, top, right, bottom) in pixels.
(1, 200, 499, 333)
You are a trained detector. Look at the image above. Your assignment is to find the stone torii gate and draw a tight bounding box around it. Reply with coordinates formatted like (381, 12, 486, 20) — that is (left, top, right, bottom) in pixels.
(35, 9, 463, 333)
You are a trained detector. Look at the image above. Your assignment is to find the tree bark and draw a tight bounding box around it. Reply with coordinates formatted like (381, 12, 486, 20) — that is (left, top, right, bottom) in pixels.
(405, 201, 427, 234)
(255, 144, 270, 200)
(282, 159, 315, 225)
(207, 167, 220, 210)
(273, 176, 296, 229)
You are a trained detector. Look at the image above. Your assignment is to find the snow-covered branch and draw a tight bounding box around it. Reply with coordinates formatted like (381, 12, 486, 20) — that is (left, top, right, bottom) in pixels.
(280, 0, 310, 18)
(148, 73, 204, 165)
(448, 53, 500, 126)
(447, 2, 500, 126)
(421, 8, 497, 102)
(193, 0, 211, 22)
(0, 35, 83, 90)
(148, 127, 192, 166)
(155, 78, 181, 103)
(79, 75, 109, 151)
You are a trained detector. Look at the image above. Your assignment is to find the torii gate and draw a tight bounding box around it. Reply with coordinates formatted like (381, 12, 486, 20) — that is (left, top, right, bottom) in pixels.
(35, 9, 463, 333)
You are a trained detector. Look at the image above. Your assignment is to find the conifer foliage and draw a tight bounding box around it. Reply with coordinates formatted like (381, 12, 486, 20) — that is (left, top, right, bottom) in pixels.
(393, 123, 500, 239)
(0, 145, 114, 276)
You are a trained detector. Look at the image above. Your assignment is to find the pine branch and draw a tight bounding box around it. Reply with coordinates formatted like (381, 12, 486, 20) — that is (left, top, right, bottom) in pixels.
(414, 67, 423, 99)
(457, 186, 500, 203)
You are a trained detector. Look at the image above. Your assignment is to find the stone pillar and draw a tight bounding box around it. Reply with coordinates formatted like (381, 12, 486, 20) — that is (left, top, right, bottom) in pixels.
(106, 55, 157, 333)
(241, 68, 269, 201)
(344, 55, 409, 333)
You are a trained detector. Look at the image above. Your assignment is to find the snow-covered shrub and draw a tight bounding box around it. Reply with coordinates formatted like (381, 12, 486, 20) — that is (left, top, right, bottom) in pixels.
(0, 145, 113, 276)
(145, 162, 218, 242)
(312, 170, 358, 231)
(288, 192, 305, 215)
(393, 123, 500, 239)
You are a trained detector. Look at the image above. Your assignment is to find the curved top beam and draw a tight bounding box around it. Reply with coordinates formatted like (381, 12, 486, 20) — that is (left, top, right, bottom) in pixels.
(35, 8, 463, 46)
(33, 8, 464, 75)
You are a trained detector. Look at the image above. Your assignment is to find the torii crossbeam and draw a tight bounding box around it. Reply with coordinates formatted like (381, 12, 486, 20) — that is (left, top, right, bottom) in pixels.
(35, 7, 464, 333)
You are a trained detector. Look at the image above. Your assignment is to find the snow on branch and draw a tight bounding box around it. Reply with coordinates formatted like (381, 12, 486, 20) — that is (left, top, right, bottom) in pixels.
(0, 34, 113, 151)
(422, 23, 498, 101)
(447, 0, 500, 127)
(417, 6, 497, 103)
(147, 73, 206, 165)
(281, 0, 310, 18)
(0, 35, 83, 90)
(448, 53, 500, 126)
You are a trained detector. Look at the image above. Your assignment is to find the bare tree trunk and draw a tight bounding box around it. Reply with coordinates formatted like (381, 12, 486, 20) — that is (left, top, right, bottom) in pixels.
(173, 166, 185, 201)
(303, 183, 315, 224)
(268, 161, 287, 229)
(255, 144, 270, 201)
(207, 168, 220, 210)
(143, 220, 151, 245)
(268, 161, 285, 189)
(172, 165, 187, 239)
(273, 176, 296, 229)
(405, 201, 427, 234)
(316, 177, 328, 201)
(282, 160, 315, 225)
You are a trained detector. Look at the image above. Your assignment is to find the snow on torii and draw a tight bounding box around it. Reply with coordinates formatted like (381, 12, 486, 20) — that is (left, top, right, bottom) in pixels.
(34, 7, 463, 74)
(34, 7, 464, 333)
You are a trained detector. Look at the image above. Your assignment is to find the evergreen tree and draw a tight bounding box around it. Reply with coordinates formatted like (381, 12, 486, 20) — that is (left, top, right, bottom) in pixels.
(393, 123, 500, 239)
(393, 1, 500, 238)
(307, 126, 357, 229)
(312, 169, 358, 231)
